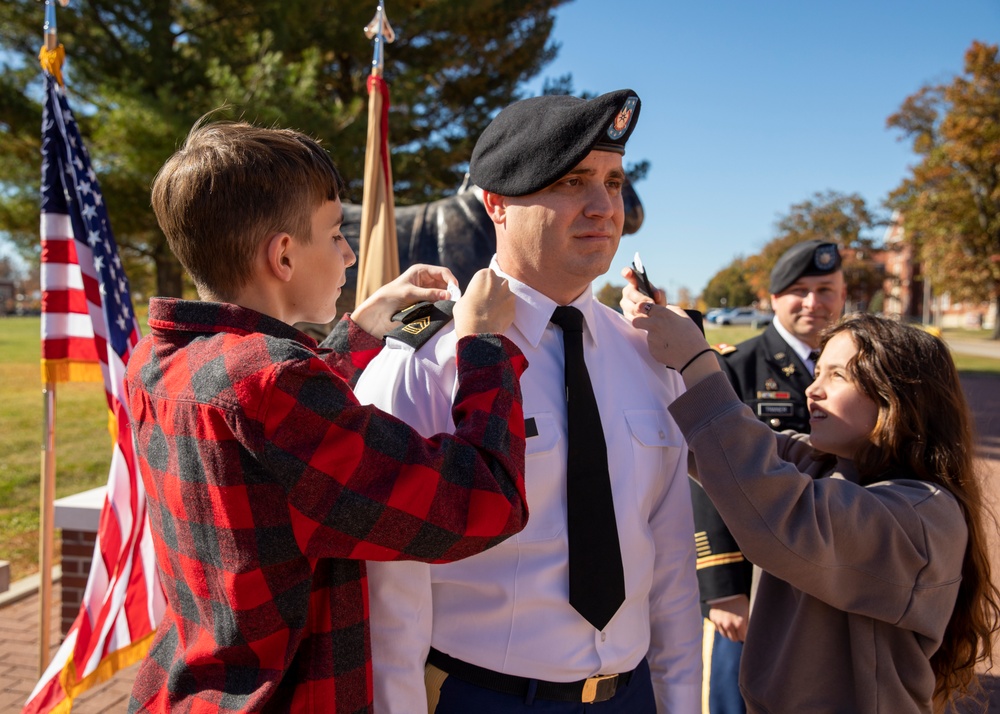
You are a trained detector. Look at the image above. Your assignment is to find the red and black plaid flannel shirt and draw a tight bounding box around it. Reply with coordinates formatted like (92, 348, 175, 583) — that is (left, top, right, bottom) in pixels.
(125, 299, 528, 713)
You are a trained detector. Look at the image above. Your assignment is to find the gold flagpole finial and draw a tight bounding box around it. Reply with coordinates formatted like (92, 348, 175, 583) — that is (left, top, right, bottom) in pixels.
(39, 0, 69, 86)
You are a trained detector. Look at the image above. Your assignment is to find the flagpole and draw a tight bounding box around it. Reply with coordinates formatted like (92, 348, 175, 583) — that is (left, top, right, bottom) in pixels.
(355, 3, 399, 307)
(38, 0, 62, 675)
(39, 384, 57, 675)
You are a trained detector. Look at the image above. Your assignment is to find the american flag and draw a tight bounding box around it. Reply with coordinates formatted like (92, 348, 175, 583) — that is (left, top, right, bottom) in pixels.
(24, 72, 165, 714)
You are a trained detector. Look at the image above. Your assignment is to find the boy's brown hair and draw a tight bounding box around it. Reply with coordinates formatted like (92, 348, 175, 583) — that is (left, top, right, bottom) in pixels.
(151, 120, 346, 300)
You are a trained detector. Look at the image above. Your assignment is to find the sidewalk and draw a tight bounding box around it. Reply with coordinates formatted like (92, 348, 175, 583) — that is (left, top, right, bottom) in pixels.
(0, 585, 137, 712)
(947, 336, 1000, 360)
(2, 374, 999, 712)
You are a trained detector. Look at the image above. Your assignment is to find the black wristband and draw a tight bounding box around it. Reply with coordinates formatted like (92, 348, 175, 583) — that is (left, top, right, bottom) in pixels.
(679, 348, 714, 375)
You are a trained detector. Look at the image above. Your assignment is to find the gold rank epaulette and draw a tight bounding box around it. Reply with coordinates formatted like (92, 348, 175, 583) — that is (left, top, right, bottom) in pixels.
(713, 343, 737, 355)
(385, 300, 456, 350)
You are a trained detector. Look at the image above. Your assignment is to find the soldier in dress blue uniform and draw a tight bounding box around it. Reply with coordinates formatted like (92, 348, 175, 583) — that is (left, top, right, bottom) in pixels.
(694, 240, 846, 713)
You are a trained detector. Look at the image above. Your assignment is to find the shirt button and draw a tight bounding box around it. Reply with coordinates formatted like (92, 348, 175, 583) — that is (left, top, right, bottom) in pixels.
(601, 632, 607, 642)
(658, 430, 665, 439)
(769, 418, 781, 427)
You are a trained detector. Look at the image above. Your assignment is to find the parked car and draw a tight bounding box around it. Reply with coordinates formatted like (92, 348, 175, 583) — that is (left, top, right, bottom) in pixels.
(715, 307, 773, 326)
(705, 308, 727, 324)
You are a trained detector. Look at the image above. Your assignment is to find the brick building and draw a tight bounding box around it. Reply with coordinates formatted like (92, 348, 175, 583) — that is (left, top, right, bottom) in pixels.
(874, 212, 996, 330)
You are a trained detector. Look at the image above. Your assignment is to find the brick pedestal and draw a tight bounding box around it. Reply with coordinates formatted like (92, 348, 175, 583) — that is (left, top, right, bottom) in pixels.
(59, 529, 98, 635)
(53, 487, 104, 637)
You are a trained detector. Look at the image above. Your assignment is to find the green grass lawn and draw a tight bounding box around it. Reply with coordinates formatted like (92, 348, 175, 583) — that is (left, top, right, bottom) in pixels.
(1, 317, 122, 581)
(1, 315, 998, 581)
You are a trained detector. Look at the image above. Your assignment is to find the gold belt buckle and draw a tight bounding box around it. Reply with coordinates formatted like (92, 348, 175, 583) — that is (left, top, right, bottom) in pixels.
(581, 673, 619, 703)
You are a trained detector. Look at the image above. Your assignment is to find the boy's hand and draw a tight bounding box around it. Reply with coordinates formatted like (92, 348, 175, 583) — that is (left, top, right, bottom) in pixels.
(454, 269, 515, 339)
(353, 264, 458, 339)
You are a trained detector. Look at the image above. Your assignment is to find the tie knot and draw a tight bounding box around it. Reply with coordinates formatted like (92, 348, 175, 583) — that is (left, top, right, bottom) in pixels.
(808, 349, 820, 362)
(551, 305, 584, 333)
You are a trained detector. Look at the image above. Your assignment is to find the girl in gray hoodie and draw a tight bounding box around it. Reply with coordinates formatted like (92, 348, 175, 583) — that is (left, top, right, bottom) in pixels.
(623, 292, 999, 714)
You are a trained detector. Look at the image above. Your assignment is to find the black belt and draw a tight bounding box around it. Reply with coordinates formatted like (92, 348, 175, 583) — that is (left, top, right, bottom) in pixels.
(427, 647, 636, 704)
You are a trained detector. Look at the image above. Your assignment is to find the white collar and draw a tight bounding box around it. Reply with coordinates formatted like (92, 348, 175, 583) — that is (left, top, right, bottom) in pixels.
(489, 256, 599, 350)
(772, 316, 816, 364)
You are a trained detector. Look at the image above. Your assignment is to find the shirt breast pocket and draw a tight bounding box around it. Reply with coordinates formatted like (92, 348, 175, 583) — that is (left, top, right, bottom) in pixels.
(516, 412, 565, 543)
(624, 410, 683, 514)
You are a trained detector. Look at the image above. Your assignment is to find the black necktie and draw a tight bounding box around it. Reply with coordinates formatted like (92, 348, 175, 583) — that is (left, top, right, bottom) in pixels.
(550, 306, 626, 630)
(808, 349, 820, 376)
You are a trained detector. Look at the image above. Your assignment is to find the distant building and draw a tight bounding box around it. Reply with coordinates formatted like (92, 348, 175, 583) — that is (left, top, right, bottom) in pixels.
(873, 214, 925, 321)
(875, 212, 995, 329)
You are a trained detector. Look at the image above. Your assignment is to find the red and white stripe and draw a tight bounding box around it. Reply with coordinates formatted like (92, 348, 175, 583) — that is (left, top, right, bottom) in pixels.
(26, 217, 164, 712)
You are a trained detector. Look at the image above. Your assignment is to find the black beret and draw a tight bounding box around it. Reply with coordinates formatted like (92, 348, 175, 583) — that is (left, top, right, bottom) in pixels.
(769, 240, 843, 294)
(469, 89, 641, 196)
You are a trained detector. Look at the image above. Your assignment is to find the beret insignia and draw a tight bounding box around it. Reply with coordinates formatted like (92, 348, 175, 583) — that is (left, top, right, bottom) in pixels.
(814, 244, 838, 270)
(607, 96, 638, 140)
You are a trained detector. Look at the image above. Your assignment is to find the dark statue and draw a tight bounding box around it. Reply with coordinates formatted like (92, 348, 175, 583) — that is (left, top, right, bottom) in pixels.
(300, 175, 644, 337)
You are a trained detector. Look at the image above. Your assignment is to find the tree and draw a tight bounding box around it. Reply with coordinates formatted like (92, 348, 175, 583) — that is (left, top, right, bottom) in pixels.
(744, 191, 884, 304)
(887, 41, 1000, 338)
(0, 0, 568, 296)
(702, 257, 756, 308)
(702, 191, 884, 309)
(747, 192, 883, 310)
(594, 281, 623, 311)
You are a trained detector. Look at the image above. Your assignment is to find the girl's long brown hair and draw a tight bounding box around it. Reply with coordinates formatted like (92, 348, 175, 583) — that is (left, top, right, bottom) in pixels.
(822, 314, 1000, 705)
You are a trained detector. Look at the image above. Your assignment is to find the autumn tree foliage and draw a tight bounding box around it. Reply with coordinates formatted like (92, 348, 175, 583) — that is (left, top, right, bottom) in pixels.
(888, 41, 1000, 338)
(594, 281, 623, 311)
(702, 257, 756, 308)
(0, 0, 568, 297)
(704, 191, 884, 309)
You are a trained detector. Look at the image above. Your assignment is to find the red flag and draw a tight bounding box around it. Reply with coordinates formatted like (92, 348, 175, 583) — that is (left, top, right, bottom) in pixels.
(23, 70, 165, 714)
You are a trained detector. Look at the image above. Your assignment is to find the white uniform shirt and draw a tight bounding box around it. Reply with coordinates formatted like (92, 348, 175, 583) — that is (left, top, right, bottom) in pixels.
(357, 261, 702, 713)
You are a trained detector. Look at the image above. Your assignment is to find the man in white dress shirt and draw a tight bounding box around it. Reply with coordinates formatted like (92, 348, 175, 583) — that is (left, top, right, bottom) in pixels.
(356, 89, 702, 713)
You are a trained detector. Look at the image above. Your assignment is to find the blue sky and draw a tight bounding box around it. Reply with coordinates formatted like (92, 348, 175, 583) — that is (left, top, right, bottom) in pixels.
(5, 2, 998, 297)
(526, 0, 1000, 300)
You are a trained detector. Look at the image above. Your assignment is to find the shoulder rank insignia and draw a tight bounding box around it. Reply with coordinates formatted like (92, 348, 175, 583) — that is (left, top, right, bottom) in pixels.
(714, 343, 737, 355)
(385, 300, 456, 350)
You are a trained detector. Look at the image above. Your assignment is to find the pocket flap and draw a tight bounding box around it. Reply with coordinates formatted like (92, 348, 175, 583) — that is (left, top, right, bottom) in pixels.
(525, 412, 559, 455)
(624, 410, 682, 448)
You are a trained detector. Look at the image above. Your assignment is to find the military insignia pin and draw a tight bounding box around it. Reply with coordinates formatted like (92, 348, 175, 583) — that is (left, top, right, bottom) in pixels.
(607, 96, 638, 140)
(402, 317, 431, 335)
(764, 378, 778, 391)
(815, 244, 837, 269)
(782, 364, 796, 377)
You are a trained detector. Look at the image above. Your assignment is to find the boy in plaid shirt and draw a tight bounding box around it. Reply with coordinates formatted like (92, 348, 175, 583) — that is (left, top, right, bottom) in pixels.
(125, 121, 529, 713)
